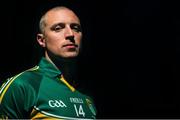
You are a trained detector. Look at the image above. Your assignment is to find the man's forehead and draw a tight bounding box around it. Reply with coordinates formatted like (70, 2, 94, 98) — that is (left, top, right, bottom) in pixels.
(44, 8, 80, 24)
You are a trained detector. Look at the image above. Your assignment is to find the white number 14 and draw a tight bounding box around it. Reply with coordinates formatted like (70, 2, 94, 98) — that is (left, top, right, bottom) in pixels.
(74, 104, 85, 117)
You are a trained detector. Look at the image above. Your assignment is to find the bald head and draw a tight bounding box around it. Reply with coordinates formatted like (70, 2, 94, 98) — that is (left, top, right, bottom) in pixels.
(39, 6, 80, 34)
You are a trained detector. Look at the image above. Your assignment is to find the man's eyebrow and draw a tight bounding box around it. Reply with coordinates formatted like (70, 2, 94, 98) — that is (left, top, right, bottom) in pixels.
(50, 22, 80, 27)
(71, 23, 81, 26)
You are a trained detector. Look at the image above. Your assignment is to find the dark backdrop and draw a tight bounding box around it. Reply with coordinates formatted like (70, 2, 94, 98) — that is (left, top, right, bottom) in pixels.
(1, 0, 180, 119)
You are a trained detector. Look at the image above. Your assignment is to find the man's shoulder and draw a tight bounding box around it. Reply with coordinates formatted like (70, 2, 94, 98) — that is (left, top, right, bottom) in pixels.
(0, 65, 43, 101)
(8, 66, 42, 85)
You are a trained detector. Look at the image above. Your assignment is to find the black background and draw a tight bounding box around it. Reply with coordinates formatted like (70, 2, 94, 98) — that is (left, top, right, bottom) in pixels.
(1, 0, 180, 119)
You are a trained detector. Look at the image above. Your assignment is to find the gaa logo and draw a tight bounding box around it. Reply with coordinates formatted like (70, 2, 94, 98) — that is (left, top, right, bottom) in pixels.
(48, 100, 67, 108)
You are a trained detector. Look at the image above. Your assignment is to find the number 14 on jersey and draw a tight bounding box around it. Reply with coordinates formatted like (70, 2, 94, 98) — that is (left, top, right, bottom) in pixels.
(73, 104, 85, 117)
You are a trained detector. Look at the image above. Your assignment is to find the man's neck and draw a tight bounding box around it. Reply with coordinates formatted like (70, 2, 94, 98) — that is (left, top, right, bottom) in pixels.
(45, 51, 78, 87)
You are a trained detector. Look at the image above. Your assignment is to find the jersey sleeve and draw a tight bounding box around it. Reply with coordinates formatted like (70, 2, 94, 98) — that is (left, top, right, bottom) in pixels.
(0, 76, 36, 119)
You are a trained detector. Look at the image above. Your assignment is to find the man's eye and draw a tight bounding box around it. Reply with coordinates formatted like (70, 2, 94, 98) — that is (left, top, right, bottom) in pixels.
(71, 24, 82, 32)
(53, 25, 63, 31)
(51, 24, 65, 32)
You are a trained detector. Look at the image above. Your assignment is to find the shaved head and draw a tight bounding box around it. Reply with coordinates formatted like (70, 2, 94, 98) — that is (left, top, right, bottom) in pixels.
(39, 6, 79, 34)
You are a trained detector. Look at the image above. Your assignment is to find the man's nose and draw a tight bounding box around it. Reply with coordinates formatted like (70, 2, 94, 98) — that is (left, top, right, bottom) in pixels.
(65, 26, 75, 42)
(65, 26, 74, 39)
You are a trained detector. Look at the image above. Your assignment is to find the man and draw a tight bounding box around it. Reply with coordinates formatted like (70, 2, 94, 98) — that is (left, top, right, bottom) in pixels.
(0, 6, 96, 119)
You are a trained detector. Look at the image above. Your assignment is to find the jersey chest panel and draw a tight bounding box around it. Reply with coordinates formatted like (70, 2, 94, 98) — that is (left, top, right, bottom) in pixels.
(33, 77, 96, 119)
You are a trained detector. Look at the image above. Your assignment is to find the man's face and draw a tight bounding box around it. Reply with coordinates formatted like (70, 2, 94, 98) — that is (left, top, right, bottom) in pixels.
(40, 8, 82, 58)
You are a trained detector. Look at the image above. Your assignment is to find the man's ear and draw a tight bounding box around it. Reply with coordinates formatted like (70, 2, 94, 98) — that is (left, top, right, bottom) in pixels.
(37, 33, 46, 47)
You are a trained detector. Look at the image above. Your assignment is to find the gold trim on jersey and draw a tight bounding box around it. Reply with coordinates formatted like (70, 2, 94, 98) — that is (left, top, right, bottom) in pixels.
(31, 108, 62, 120)
(31, 106, 92, 120)
(59, 75, 75, 92)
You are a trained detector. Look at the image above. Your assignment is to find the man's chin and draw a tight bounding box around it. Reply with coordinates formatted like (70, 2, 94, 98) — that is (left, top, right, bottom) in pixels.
(62, 53, 79, 59)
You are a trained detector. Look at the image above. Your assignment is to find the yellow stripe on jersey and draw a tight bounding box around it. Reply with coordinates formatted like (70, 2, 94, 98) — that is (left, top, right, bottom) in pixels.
(31, 110, 54, 119)
(31, 108, 62, 120)
(0, 66, 39, 103)
(59, 75, 75, 92)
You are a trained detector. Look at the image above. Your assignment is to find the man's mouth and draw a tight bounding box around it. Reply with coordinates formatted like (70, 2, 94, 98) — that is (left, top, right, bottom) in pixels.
(63, 44, 78, 49)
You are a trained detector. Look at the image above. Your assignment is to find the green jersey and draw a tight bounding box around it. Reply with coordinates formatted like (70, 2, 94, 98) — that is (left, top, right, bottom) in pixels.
(0, 57, 96, 119)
